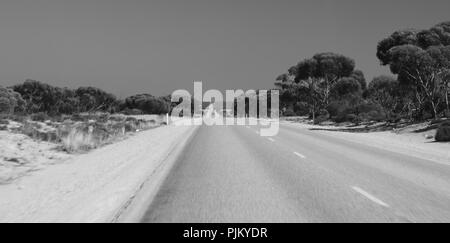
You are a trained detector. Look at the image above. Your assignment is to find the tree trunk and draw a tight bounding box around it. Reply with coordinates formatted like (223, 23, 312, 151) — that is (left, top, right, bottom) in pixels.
(431, 101, 438, 120)
(446, 89, 449, 113)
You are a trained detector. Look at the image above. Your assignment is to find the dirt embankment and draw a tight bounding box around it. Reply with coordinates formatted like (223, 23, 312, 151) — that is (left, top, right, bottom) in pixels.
(0, 114, 166, 184)
(0, 118, 196, 222)
(282, 117, 450, 165)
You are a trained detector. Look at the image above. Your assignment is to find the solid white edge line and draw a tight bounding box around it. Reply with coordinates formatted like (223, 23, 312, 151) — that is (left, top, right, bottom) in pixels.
(293, 152, 306, 159)
(352, 186, 390, 208)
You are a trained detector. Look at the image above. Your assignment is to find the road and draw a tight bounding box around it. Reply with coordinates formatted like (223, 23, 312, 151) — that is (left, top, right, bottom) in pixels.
(140, 122, 450, 223)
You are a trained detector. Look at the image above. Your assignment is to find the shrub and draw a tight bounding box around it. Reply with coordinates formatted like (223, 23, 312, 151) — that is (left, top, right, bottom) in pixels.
(345, 114, 362, 124)
(12, 80, 119, 114)
(7, 114, 27, 123)
(61, 128, 97, 152)
(122, 108, 143, 115)
(445, 110, 450, 118)
(435, 121, 450, 142)
(59, 123, 111, 152)
(293, 102, 310, 116)
(0, 86, 25, 114)
(123, 94, 170, 114)
(313, 109, 330, 124)
(283, 110, 297, 117)
(18, 122, 58, 142)
(328, 101, 357, 119)
(334, 112, 357, 123)
(360, 110, 387, 122)
(331, 77, 362, 98)
(333, 114, 345, 123)
(0, 97, 12, 113)
(317, 109, 330, 119)
(326, 102, 343, 118)
(30, 112, 50, 122)
(421, 111, 434, 120)
(313, 116, 328, 124)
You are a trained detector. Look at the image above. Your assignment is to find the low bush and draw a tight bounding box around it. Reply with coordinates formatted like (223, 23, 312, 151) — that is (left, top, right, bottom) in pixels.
(421, 111, 434, 120)
(6, 114, 27, 123)
(445, 110, 450, 118)
(359, 110, 386, 122)
(58, 122, 114, 152)
(326, 101, 345, 118)
(313, 109, 330, 124)
(58, 117, 158, 152)
(293, 102, 310, 116)
(61, 128, 97, 152)
(30, 112, 50, 122)
(18, 122, 59, 142)
(0, 86, 26, 114)
(435, 121, 450, 142)
(122, 108, 143, 115)
(346, 114, 362, 124)
(334, 111, 350, 123)
(283, 110, 297, 117)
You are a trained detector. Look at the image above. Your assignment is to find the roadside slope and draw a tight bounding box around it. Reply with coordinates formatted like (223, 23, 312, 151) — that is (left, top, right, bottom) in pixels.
(281, 122, 450, 165)
(0, 124, 196, 223)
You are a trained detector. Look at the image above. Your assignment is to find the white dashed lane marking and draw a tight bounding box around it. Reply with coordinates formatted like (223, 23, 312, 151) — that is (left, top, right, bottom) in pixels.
(293, 152, 306, 159)
(352, 186, 390, 208)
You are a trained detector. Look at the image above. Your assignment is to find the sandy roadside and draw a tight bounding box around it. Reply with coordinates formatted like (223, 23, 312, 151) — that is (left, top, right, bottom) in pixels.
(0, 123, 197, 222)
(282, 121, 450, 165)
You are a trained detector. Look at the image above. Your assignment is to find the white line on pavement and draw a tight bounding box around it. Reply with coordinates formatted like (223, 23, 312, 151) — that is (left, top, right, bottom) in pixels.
(267, 138, 275, 142)
(293, 152, 306, 159)
(352, 186, 390, 208)
(255, 131, 260, 135)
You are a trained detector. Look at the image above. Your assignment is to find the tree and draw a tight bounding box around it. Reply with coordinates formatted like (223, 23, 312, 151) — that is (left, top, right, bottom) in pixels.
(290, 53, 357, 121)
(12, 80, 60, 113)
(350, 70, 367, 91)
(377, 22, 450, 119)
(75, 87, 118, 113)
(0, 86, 25, 114)
(331, 77, 362, 98)
(377, 29, 419, 65)
(12, 80, 119, 114)
(297, 78, 322, 121)
(296, 52, 355, 106)
(123, 94, 170, 114)
(294, 58, 322, 121)
(275, 66, 298, 112)
(417, 21, 450, 49)
(387, 45, 449, 118)
(367, 75, 400, 119)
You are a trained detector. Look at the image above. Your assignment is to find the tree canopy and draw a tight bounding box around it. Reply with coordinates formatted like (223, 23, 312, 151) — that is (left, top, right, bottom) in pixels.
(123, 94, 170, 114)
(0, 85, 26, 114)
(376, 21, 450, 118)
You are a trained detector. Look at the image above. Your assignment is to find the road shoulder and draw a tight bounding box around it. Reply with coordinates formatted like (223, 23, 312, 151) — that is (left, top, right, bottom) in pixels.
(0, 124, 197, 222)
(281, 122, 450, 166)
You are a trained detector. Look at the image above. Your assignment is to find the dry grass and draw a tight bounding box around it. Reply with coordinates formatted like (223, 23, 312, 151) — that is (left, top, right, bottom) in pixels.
(60, 129, 98, 152)
(2, 112, 166, 153)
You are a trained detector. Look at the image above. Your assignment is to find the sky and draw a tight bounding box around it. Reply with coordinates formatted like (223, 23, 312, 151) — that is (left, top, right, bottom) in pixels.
(0, 0, 449, 98)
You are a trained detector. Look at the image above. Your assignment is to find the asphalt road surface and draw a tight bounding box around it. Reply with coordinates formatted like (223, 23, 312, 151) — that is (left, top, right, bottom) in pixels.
(141, 123, 450, 223)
